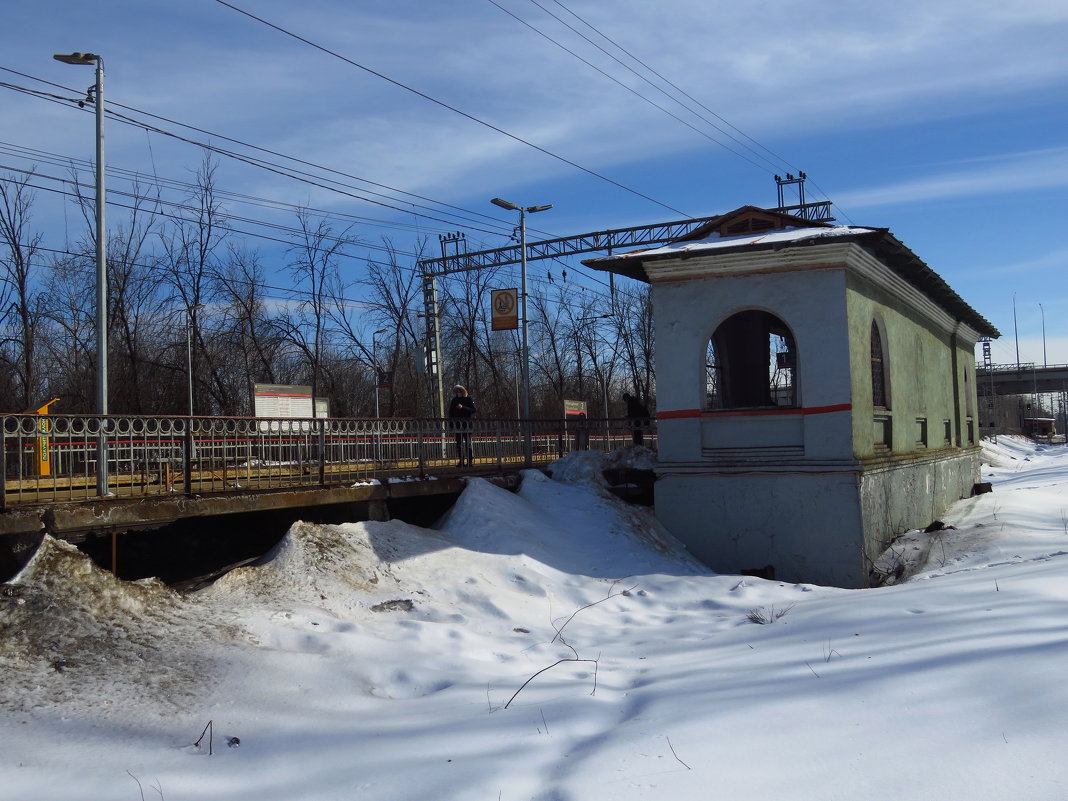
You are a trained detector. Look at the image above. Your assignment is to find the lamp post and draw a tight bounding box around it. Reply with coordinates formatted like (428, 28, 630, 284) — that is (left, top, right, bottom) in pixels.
(55, 51, 108, 495)
(490, 197, 552, 425)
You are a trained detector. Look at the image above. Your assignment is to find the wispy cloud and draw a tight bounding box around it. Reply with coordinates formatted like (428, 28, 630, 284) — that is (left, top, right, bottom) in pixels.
(977, 246, 1068, 277)
(834, 148, 1068, 210)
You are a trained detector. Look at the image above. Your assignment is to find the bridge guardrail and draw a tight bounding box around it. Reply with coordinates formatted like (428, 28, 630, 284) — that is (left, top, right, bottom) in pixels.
(1, 413, 655, 508)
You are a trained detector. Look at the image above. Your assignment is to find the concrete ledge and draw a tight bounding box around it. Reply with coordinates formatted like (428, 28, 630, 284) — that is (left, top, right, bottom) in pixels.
(2, 473, 522, 538)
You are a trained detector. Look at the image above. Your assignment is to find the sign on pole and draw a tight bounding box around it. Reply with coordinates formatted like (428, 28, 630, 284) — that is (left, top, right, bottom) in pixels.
(253, 384, 314, 418)
(491, 288, 519, 331)
(563, 399, 588, 418)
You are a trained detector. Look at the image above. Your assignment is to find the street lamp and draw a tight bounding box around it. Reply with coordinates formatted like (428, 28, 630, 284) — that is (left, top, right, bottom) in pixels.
(490, 197, 552, 425)
(372, 327, 388, 418)
(55, 51, 107, 495)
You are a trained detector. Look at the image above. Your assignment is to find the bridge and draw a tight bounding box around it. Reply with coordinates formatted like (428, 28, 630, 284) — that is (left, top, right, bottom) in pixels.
(1, 413, 650, 574)
(976, 363, 1068, 396)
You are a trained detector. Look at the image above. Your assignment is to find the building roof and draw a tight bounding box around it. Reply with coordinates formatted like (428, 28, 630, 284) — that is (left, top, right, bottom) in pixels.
(584, 206, 1000, 339)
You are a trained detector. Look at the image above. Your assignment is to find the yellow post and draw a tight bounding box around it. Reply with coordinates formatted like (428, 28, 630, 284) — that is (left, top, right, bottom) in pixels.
(32, 398, 60, 477)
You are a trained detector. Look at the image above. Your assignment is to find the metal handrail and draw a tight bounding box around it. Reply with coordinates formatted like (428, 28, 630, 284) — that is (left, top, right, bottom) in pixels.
(1, 413, 654, 508)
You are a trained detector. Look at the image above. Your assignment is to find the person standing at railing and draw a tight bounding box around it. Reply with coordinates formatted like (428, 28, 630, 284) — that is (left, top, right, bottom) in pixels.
(448, 385, 476, 466)
(622, 391, 650, 446)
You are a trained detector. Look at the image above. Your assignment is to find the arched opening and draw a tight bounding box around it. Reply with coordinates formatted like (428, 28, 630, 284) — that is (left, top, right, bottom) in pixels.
(871, 320, 888, 409)
(705, 310, 796, 410)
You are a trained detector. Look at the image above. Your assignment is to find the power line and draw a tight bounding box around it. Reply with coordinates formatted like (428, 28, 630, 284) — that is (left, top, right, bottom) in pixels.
(0, 70, 517, 238)
(2, 160, 635, 315)
(0, 166, 406, 262)
(210, 0, 690, 217)
(1, 171, 633, 317)
(2, 74, 648, 309)
(489, 0, 781, 174)
(0, 139, 449, 242)
(1, 69, 656, 268)
(543, 0, 805, 180)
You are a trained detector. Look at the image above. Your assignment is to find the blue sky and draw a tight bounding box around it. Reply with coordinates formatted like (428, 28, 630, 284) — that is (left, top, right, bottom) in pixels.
(2, 0, 1066, 364)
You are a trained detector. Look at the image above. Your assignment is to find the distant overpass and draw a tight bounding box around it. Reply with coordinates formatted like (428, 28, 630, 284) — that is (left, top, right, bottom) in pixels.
(976, 363, 1068, 395)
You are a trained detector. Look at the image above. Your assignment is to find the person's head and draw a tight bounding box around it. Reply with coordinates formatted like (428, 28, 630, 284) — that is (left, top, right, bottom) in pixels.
(622, 392, 632, 401)
(453, 385, 467, 397)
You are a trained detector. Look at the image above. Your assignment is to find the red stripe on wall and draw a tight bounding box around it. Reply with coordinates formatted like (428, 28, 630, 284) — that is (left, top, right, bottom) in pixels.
(657, 402, 851, 420)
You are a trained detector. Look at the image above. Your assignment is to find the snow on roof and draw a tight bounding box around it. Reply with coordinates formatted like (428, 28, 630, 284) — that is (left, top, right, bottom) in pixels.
(601, 224, 878, 261)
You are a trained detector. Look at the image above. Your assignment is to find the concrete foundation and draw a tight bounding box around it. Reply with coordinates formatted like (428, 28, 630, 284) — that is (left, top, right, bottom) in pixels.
(655, 446, 980, 588)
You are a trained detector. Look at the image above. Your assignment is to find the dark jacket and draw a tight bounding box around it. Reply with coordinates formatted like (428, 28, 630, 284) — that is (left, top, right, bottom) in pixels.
(623, 394, 649, 420)
(448, 395, 476, 423)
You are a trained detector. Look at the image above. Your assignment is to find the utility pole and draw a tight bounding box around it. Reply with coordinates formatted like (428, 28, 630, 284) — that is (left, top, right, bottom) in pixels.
(54, 51, 108, 495)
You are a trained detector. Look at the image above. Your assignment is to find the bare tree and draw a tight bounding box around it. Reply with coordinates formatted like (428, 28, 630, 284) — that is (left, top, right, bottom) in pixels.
(40, 253, 95, 410)
(352, 238, 429, 416)
(0, 171, 45, 410)
(438, 261, 503, 407)
(213, 244, 286, 413)
(528, 287, 570, 417)
(286, 208, 357, 404)
(612, 285, 655, 408)
(158, 155, 232, 413)
(103, 185, 167, 413)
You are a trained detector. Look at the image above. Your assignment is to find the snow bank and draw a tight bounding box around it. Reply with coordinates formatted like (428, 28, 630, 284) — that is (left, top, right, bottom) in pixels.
(547, 445, 657, 490)
(873, 436, 1068, 583)
(0, 536, 228, 714)
(4, 438, 1068, 800)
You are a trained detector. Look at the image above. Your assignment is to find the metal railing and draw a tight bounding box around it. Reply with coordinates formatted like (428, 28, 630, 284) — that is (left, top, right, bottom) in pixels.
(1, 413, 655, 508)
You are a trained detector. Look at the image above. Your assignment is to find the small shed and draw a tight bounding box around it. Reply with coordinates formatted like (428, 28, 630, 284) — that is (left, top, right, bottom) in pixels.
(586, 206, 1000, 587)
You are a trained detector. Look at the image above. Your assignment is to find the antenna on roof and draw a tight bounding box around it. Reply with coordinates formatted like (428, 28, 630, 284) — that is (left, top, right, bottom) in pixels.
(773, 172, 835, 222)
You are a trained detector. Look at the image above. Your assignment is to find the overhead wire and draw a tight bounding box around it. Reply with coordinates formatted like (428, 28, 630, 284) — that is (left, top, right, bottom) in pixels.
(210, 0, 690, 217)
(0, 140, 447, 242)
(0, 171, 635, 316)
(0, 71, 520, 239)
(0, 66, 517, 232)
(488, 0, 779, 174)
(538, 0, 841, 211)
(0, 165, 414, 262)
(2, 64, 651, 310)
(1, 69, 652, 267)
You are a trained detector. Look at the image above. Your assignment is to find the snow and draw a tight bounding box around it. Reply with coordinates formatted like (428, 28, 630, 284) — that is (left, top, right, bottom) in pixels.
(593, 224, 878, 261)
(3, 437, 1068, 800)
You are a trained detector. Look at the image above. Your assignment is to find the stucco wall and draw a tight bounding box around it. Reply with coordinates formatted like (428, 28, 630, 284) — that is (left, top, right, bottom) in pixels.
(858, 448, 981, 569)
(652, 264, 854, 462)
(845, 268, 980, 458)
(655, 470, 866, 587)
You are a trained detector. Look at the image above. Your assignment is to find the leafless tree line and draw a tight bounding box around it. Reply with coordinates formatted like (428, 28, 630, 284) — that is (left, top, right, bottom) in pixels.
(0, 161, 655, 419)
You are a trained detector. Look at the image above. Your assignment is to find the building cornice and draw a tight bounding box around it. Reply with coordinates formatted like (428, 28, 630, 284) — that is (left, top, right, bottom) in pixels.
(646, 242, 985, 343)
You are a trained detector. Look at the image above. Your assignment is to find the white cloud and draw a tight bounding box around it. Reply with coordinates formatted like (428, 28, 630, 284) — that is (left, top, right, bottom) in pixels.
(976, 246, 1068, 278)
(833, 148, 1068, 210)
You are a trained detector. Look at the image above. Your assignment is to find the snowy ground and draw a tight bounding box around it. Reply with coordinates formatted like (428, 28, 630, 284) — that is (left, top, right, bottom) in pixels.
(2, 437, 1067, 800)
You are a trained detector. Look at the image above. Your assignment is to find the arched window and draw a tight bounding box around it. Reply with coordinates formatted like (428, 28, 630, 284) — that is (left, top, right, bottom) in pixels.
(871, 321, 888, 409)
(705, 310, 796, 409)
